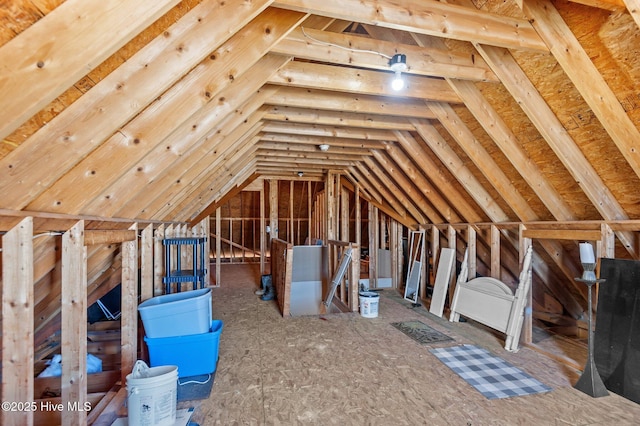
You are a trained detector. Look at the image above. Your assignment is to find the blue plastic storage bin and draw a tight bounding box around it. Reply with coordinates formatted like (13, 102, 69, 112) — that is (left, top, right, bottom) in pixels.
(138, 288, 212, 338)
(145, 320, 223, 378)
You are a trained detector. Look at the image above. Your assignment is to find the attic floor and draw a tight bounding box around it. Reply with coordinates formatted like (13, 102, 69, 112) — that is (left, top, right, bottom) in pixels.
(181, 263, 640, 425)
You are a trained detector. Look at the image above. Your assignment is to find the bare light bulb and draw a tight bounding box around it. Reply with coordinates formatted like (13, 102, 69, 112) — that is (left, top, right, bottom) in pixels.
(391, 71, 404, 91)
(389, 53, 407, 91)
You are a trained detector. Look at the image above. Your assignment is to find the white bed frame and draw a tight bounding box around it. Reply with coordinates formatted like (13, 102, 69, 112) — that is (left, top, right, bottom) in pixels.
(449, 246, 533, 352)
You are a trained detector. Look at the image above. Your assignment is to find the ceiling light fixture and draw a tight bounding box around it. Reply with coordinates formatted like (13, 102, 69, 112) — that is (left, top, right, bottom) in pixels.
(318, 144, 330, 152)
(297, 171, 304, 177)
(389, 53, 407, 91)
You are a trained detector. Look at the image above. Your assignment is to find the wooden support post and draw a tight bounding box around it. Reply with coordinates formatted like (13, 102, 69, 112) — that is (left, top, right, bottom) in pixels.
(491, 224, 501, 279)
(2, 217, 34, 426)
(260, 185, 266, 274)
(355, 185, 361, 248)
(140, 224, 153, 302)
(216, 207, 222, 285)
(431, 225, 440, 285)
(61, 220, 87, 426)
(390, 220, 399, 289)
(120, 223, 138, 385)
(467, 225, 477, 279)
(447, 225, 457, 303)
(198, 217, 210, 286)
(290, 180, 294, 243)
(519, 224, 533, 346)
(341, 186, 349, 242)
(153, 224, 165, 296)
(350, 244, 360, 311)
(326, 172, 337, 242)
(269, 179, 279, 241)
(601, 223, 615, 259)
(368, 204, 378, 288)
(307, 182, 312, 243)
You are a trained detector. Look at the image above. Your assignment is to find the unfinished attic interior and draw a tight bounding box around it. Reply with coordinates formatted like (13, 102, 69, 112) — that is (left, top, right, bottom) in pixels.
(3, 0, 640, 423)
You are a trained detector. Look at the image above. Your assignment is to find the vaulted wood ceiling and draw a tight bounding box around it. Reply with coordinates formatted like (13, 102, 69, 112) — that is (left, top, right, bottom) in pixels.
(2, 0, 640, 323)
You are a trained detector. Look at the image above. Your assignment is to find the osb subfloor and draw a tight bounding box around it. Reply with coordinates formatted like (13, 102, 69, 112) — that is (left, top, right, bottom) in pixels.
(180, 263, 640, 425)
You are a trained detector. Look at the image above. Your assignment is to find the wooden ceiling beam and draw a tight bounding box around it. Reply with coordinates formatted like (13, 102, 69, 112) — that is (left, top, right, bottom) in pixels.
(0, 0, 274, 210)
(521, 0, 640, 184)
(262, 105, 415, 130)
(412, 120, 510, 223)
(261, 121, 398, 140)
(370, 149, 443, 223)
(25, 9, 308, 216)
(272, 26, 498, 82)
(0, 0, 183, 141)
(265, 86, 437, 119)
(475, 43, 638, 258)
(255, 149, 366, 162)
(352, 163, 410, 222)
(268, 60, 461, 102)
(257, 140, 376, 156)
(189, 173, 261, 226)
(363, 156, 426, 224)
(116, 94, 271, 220)
(272, 0, 547, 51)
(393, 130, 484, 223)
(259, 133, 387, 149)
(163, 145, 260, 222)
(445, 78, 575, 221)
(381, 140, 460, 224)
(624, 0, 640, 27)
(85, 58, 287, 218)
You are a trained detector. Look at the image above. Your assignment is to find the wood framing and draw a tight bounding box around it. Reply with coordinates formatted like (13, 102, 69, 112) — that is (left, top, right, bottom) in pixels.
(2, 217, 34, 426)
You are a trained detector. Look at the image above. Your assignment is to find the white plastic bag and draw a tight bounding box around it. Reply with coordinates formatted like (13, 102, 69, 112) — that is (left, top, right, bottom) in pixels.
(37, 354, 103, 377)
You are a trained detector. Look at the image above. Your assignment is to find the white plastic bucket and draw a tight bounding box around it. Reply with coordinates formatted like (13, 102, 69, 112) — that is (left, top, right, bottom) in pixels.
(359, 291, 380, 318)
(126, 360, 178, 426)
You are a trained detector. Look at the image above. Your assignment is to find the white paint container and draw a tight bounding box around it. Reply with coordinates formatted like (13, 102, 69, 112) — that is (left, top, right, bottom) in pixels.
(359, 291, 380, 318)
(126, 361, 177, 426)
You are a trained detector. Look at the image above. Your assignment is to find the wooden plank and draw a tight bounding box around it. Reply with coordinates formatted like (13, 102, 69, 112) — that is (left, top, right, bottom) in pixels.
(522, 229, 603, 241)
(84, 229, 136, 245)
(522, 0, 640, 183)
(266, 86, 437, 119)
(270, 180, 279, 241)
(122, 85, 278, 221)
(625, 0, 640, 28)
(467, 225, 477, 279)
(382, 140, 454, 223)
(491, 224, 501, 279)
(0, 0, 181, 141)
(120, 223, 138, 385)
(140, 224, 154, 302)
(394, 130, 484, 223)
(519, 227, 533, 347)
(28, 9, 307, 217)
(445, 78, 575, 221)
(61, 220, 87, 426)
(258, 185, 266, 274)
(272, 27, 498, 82)
(0, 0, 274, 210)
(2, 217, 34, 426)
(272, 0, 547, 51)
(474, 44, 637, 258)
(429, 247, 455, 318)
(371, 149, 435, 223)
(411, 120, 509, 223)
(269, 61, 461, 102)
(153, 224, 165, 297)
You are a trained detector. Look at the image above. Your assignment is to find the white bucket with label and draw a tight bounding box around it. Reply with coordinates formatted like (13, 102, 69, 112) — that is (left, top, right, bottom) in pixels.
(359, 291, 380, 318)
(126, 360, 177, 426)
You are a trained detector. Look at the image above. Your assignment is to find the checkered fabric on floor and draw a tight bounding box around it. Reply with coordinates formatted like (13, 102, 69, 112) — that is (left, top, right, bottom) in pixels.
(430, 344, 552, 399)
(391, 321, 453, 345)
